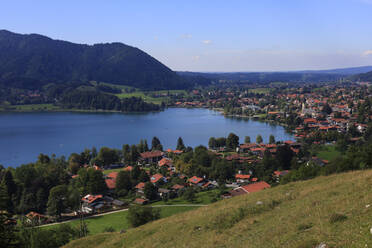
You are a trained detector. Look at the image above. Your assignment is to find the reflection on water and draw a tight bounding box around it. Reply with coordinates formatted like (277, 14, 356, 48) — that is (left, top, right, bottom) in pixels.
(0, 108, 294, 167)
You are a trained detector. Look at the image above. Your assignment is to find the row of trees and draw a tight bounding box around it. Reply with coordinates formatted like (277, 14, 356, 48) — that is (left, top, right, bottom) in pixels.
(208, 133, 276, 149)
(60, 91, 162, 112)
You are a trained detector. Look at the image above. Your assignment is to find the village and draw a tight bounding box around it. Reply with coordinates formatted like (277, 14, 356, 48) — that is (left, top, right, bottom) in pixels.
(21, 82, 372, 227)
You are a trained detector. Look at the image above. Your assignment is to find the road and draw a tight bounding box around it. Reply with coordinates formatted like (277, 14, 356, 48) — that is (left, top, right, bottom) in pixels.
(39, 204, 206, 228)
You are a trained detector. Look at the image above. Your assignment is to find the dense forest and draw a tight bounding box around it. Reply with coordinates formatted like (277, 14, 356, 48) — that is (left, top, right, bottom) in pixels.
(353, 70, 372, 82)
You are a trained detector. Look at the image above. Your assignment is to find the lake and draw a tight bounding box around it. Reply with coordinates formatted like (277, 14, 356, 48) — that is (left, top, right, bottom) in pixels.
(0, 108, 294, 167)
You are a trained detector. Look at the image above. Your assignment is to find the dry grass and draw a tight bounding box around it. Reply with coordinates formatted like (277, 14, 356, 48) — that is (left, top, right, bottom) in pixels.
(65, 170, 372, 248)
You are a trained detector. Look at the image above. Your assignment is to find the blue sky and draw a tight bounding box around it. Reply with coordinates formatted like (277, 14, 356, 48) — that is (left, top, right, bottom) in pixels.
(1, 0, 372, 71)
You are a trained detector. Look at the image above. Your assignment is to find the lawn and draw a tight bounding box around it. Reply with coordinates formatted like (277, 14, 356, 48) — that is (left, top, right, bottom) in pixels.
(115, 89, 187, 104)
(152, 189, 219, 206)
(48, 206, 200, 235)
(248, 88, 272, 94)
(316, 145, 342, 162)
(102, 168, 125, 175)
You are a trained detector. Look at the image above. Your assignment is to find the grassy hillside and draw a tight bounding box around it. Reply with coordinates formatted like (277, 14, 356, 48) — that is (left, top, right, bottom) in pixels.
(65, 170, 372, 248)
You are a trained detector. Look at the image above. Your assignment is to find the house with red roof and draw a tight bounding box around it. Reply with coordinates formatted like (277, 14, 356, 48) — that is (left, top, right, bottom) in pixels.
(150, 173, 166, 185)
(273, 170, 290, 182)
(105, 172, 118, 190)
(235, 174, 251, 183)
(227, 181, 271, 197)
(135, 182, 146, 194)
(140, 151, 164, 164)
(134, 198, 148, 205)
(188, 176, 205, 186)
(26, 211, 49, 224)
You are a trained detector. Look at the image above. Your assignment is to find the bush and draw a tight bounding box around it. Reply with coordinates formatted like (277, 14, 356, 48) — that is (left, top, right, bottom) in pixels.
(127, 206, 160, 227)
(297, 223, 313, 231)
(182, 188, 196, 202)
(103, 226, 115, 232)
(329, 213, 347, 223)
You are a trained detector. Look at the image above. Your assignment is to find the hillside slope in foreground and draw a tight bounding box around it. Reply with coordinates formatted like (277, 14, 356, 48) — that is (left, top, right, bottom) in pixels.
(65, 170, 372, 248)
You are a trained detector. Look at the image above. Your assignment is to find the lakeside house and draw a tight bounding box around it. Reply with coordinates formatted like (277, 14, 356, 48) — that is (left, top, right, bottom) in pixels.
(140, 151, 164, 164)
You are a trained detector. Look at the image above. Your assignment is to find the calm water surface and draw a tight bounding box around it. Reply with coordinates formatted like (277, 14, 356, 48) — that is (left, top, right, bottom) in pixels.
(0, 108, 294, 167)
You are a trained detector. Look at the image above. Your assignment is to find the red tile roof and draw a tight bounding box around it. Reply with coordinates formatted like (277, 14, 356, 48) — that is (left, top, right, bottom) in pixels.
(158, 158, 172, 167)
(172, 184, 185, 190)
(150, 173, 164, 184)
(82, 194, 103, 204)
(141, 151, 164, 159)
(235, 174, 251, 179)
(105, 172, 118, 189)
(188, 176, 204, 184)
(135, 182, 146, 189)
(241, 181, 271, 193)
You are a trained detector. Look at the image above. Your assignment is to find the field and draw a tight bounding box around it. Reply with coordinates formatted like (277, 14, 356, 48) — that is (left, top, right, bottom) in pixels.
(316, 145, 342, 161)
(53, 206, 199, 235)
(248, 88, 272, 94)
(152, 189, 219, 206)
(115, 90, 187, 104)
(45, 189, 215, 235)
(102, 168, 125, 175)
(65, 169, 372, 248)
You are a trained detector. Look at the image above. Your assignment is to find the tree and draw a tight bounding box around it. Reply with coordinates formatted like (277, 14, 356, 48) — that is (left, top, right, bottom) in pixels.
(122, 144, 130, 162)
(151, 137, 161, 151)
(98, 147, 119, 166)
(182, 187, 195, 202)
(269, 135, 275, 144)
(0, 181, 19, 247)
(276, 144, 294, 170)
(127, 206, 160, 227)
(244, 136, 251, 144)
(87, 169, 107, 194)
(256, 134, 263, 144)
(226, 133, 239, 150)
(322, 103, 332, 114)
(37, 154, 50, 164)
(144, 182, 158, 200)
(130, 145, 140, 163)
(143, 140, 149, 152)
(216, 137, 226, 147)
(208, 137, 216, 149)
(176, 137, 186, 150)
(116, 171, 132, 194)
(47, 185, 68, 218)
(68, 153, 81, 174)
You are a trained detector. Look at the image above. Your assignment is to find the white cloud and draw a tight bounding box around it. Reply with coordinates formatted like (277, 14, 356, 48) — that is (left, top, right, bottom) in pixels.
(202, 40, 212, 45)
(192, 55, 200, 61)
(154, 36, 159, 40)
(362, 50, 372, 56)
(180, 34, 192, 39)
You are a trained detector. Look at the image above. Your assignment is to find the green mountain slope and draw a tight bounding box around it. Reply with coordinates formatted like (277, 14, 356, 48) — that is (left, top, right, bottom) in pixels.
(65, 169, 372, 248)
(0, 30, 186, 90)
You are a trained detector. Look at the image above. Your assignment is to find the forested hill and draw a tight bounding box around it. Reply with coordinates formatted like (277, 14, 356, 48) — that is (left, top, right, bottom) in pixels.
(353, 70, 372, 82)
(0, 30, 186, 90)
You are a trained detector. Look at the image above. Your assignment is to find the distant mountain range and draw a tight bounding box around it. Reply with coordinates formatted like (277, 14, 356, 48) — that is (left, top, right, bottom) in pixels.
(178, 66, 372, 83)
(0, 30, 188, 90)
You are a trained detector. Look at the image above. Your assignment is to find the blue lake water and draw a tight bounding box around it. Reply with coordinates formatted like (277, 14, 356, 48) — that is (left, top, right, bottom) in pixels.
(0, 108, 294, 167)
